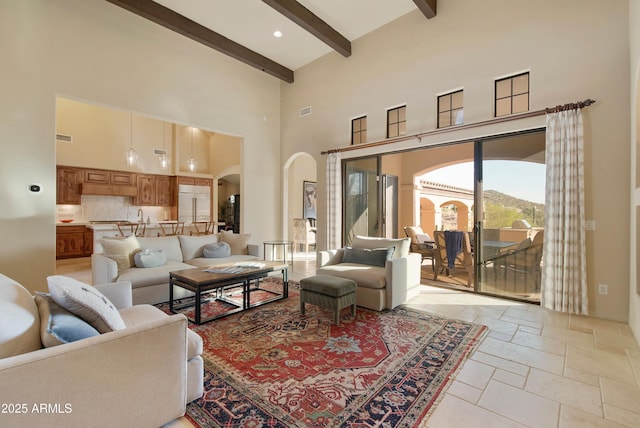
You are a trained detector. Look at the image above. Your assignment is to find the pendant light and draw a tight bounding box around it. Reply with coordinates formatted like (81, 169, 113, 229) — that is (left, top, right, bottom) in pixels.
(159, 122, 169, 170)
(125, 113, 138, 167)
(188, 127, 198, 172)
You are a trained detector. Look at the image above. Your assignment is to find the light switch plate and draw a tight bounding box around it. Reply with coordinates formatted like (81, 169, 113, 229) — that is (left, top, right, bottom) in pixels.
(585, 220, 596, 230)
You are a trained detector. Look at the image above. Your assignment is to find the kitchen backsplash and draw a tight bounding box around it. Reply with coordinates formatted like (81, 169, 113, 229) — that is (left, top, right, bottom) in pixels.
(57, 195, 170, 223)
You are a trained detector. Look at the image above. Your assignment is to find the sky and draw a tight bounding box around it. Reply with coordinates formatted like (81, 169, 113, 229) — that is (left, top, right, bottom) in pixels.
(421, 161, 545, 204)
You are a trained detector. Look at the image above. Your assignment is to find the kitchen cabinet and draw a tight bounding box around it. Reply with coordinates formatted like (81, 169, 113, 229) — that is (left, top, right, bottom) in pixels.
(56, 226, 94, 259)
(156, 176, 175, 206)
(136, 175, 156, 205)
(135, 174, 175, 206)
(56, 226, 85, 259)
(56, 166, 83, 205)
(83, 228, 93, 256)
(84, 169, 136, 186)
(178, 176, 211, 187)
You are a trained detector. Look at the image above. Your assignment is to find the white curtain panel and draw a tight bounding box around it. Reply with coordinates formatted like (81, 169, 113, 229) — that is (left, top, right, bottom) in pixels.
(542, 108, 588, 314)
(326, 152, 342, 249)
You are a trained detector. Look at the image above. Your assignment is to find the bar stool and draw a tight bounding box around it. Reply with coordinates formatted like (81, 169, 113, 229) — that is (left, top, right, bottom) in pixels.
(117, 222, 146, 237)
(159, 221, 184, 236)
(190, 221, 214, 236)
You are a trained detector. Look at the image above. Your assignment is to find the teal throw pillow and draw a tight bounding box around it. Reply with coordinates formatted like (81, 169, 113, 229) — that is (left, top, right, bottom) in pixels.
(134, 248, 167, 268)
(35, 293, 100, 347)
(342, 246, 395, 267)
(203, 242, 231, 258)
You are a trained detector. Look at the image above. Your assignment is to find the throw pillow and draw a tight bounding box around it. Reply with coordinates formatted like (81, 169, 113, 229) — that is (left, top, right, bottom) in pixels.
(178, 234, 219, 260)
(133, 248, 167, 268)
(34, 293, 100, 347)
(342, 246, 395, 267)
(203, 242, 231, 258)
(47, 275, 126, 333)
(219, 230, 251, 255)
(351, 235, 411, 258)
(101, 235, 141, 270)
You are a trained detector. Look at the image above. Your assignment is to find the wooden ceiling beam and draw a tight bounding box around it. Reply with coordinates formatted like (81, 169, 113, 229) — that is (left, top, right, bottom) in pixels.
(105, 0, 294, 83)
(262, 0, 351, 58)
(413, 0, 437, 19)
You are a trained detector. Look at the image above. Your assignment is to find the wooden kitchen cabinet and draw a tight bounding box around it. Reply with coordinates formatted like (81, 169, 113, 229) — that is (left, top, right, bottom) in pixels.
(56, 226, 85, 259)
(135, 174, 175, 206)
(156, 176, 175, 206)
(83, 228, 93, 256)
(84, 169, 136, 186)
(56, 166, 83, 205)
(56, 226, 93, 259)
(136, 174, 156, 205)
(177, 177, 211, 187)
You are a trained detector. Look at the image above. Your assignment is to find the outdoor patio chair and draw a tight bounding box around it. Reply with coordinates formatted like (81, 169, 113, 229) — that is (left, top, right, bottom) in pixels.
(433, 230, 474, 287)
(403, 226, 435, 271)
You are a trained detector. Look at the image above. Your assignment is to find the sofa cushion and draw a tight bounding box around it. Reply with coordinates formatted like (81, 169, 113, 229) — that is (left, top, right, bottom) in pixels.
(0, 274, 42, 359)
(220, 230, 251, 255)
(137, 236, 183, 262)
(101, 235, 141, 270)
(178, 235, 219, 260)
(134, 249, 167, 268)
(203, 242, 231, 258)
(342, 246, 394, 267)
(47, 275, 126, 333)
(316, 263, 387, 289)
(351, 235, 411, 258)
(117, 261, 196, 288)
(119, 304, 203, 359)
(34, 293, 99, 347)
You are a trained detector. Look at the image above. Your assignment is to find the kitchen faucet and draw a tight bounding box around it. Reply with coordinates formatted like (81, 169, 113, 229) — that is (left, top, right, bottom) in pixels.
(137, 209, 144, 223)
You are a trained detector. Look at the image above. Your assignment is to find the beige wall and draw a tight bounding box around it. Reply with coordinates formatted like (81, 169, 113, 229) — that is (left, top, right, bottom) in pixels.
(629, 0, 640, 343)
(0, 0, 281, 291)
(280, 0, 631, 322)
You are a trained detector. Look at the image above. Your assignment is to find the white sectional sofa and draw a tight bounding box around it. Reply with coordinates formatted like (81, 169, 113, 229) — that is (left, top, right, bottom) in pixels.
(92, 231, 260, 305)
(316, 235, 421, 311)
(0, 273, 203, 428)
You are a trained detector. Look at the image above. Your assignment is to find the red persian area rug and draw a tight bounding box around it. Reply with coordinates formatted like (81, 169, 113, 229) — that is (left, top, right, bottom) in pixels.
(158, 278, 486, 427)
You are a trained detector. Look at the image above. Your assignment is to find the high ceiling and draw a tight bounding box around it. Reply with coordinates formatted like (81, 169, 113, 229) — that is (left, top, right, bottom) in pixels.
(106, 0, 437, 82)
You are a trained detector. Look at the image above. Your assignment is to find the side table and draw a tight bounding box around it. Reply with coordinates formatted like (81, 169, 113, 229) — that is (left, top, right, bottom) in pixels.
(263, 240, 294, 272)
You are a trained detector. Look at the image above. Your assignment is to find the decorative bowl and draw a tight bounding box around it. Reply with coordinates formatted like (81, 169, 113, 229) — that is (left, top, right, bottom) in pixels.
(59, 219, 74, 223)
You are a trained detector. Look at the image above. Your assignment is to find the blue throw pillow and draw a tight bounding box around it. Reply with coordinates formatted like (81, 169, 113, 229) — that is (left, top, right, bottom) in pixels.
(203, 242, 232, 258)
(342, 246, 395, 267)
(34, 293, 100, 348)
(134, 248, 167, 268)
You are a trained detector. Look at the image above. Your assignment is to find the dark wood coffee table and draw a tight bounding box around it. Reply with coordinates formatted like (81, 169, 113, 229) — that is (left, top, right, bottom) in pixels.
(169, 261, 288, 324)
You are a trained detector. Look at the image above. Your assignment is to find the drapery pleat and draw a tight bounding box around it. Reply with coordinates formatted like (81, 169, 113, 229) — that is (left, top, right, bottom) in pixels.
(542, 108, 588, 314)
(326, 152, 342, 249)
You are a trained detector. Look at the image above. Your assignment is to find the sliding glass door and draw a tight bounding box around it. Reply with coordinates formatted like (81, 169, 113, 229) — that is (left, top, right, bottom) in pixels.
(343, 156, 398, 245)
(476, 132, 545, 302)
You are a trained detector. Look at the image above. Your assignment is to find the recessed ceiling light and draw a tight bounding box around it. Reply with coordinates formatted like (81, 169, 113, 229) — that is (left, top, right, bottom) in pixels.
(273, 30, 282, 38)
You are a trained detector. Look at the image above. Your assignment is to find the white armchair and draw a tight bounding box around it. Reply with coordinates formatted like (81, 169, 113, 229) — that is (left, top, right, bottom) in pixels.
(316, 236, 421, 311)
(0, 273, 203, 427)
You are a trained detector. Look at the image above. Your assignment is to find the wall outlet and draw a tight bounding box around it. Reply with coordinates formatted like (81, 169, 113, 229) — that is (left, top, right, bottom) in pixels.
(585, 220, 596, 230)
(598, 283, 608, 295)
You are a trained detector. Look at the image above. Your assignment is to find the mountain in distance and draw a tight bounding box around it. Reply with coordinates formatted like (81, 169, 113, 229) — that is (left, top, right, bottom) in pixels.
(483, 189, 544, 212)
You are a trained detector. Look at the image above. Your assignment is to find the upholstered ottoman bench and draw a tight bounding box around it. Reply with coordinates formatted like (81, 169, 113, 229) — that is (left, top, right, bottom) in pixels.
(300, 275, 357, 325)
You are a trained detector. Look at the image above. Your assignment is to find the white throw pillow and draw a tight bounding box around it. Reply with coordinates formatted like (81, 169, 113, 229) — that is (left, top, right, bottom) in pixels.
(47, 276, 126, 333)
(101, 235, 140, 270)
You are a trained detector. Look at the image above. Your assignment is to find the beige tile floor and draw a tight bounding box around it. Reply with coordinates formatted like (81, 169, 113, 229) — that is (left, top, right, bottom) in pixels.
(57, 256, 640, 428)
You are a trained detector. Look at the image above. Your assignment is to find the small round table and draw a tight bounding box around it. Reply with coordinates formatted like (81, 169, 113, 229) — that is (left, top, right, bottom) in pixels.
(263, 240, 294, 272)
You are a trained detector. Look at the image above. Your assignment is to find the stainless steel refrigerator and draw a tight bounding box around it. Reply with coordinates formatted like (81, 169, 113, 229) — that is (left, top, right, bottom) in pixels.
(178, 184, 211, 223)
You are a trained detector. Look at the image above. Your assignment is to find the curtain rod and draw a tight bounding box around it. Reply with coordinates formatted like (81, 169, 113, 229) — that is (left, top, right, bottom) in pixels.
(321, 98, 596, 155)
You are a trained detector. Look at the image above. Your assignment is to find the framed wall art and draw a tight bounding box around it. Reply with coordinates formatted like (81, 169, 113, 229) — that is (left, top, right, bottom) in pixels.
(303, 181, 317, 219)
